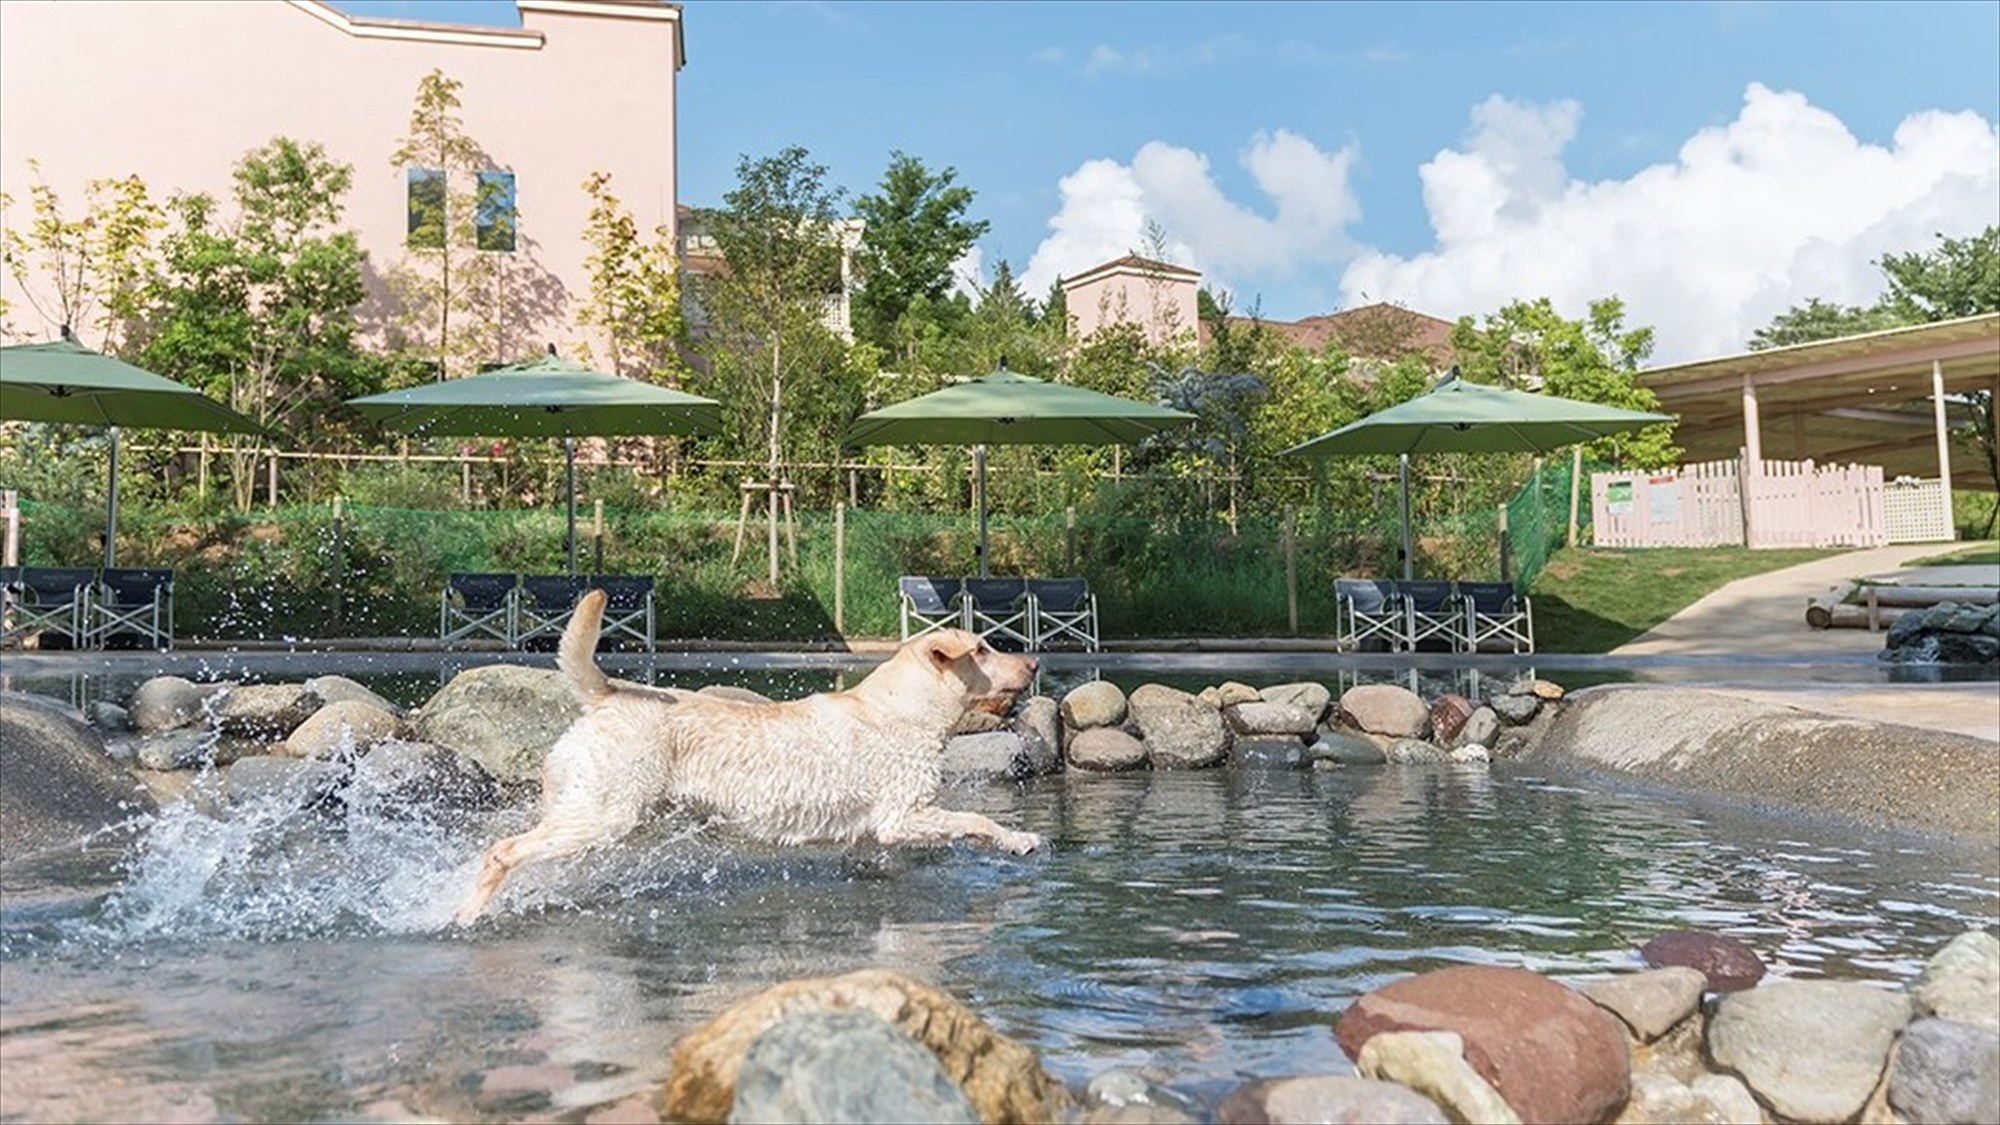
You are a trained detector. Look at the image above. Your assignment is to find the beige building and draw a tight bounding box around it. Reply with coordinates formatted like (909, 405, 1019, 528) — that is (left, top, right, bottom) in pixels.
(1059, 254, 1201, 346)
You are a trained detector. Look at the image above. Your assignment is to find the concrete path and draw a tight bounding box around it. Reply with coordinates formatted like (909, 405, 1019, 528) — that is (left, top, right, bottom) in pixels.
(1611, 543, 1982, 659)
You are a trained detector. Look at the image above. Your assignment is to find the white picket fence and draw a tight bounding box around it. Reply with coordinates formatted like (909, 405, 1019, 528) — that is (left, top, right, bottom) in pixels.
(1592, 458, 1906, 549)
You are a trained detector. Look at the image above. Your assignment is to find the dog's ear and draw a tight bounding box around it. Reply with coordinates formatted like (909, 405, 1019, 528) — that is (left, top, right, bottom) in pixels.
(927, 632, 977, 668)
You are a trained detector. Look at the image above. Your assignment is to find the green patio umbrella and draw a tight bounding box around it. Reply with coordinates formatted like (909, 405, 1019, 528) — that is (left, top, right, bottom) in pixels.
(847, 360, 1195, 576)
(346, 348, 723, 574)
(1282, 369, 1674, 579)
(1, 329, 272, 568)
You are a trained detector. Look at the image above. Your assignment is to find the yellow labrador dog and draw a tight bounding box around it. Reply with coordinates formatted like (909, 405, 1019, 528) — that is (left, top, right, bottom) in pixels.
(455, 590, 1043, 924)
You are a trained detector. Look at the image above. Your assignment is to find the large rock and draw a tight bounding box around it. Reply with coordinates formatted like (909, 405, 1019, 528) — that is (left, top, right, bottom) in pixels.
(1430, 695, 1475, 743)
(213, 683, 324, 739)
(1488, 693, 1541, 726)
(412, 665, 579, 784)
(1353, 1030, 1520, 1125)
(1015, 696, 1059, 759)
(1915, 929, 2000, 1030)
(302, 675, 401, 715)
(1067, 728, 1148, 772)
(224, 756, 343, 808)
(1338, 685, 1430, 739)
(1384, 739, 1448, 765)
(1128, 684, 1229, 769)
(1457, 707, 1502, 750)
(128, 675, 227, 733)
(727, 1008, 978, 1125)
(1583, 968, 1705, 1042)
(1061, 681, 1128, 733)
(1217, 1074, 1449, 1124)
(1259, 682, 1331, 723)
(1639, 931, 1765, 992)
(1313, 731, 1386, 766)
(283, 700, 404, 761)
(1612, 1071, 1761, 1125)
(348, 740, 499, 811)
(1708, 980, 1912, 1123)
(136, 727, 219, 771)
(1888, 1017, 2000, 1125)
(1223, 701, 1320, 738)
(942, 732, 1038, 781)
(1, 691, 156, 856)
(1335, 964, 1629, 1125)
(661, 969, 1067, 1125)
(1215, 682, 1260, 707)
(1233, 738, 1309, 768)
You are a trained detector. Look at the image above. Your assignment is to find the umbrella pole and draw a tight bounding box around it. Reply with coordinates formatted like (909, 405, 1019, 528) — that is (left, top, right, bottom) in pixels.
(975, 443, 990, 579)
(104, 426, 120, 570)
(565, 436, 578, 577)
(1398, 452, 1413, 581)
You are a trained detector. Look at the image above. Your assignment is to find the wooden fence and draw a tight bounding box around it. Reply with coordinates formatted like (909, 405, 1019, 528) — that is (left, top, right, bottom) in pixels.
(1592, 458, 1893, 549)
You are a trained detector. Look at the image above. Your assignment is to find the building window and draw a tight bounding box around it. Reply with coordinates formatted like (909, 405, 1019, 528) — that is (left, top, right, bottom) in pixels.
(476, 170, 517, 253)
(406, 168, 446, 249)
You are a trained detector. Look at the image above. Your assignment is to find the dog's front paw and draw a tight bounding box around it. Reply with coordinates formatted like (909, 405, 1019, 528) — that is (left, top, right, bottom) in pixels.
(998, 829, 1045, 855)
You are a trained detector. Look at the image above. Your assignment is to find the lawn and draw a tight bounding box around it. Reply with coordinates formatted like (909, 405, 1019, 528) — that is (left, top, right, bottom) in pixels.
(1908, 541, 2000, 566)
(1529, 546, 1837, 653)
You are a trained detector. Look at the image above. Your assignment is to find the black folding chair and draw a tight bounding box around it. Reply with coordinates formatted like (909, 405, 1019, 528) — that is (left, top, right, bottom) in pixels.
(1460, 581, 1534, 653)
(515, 574, 588, 650)
(9, 566, 94, 648)
(90, 567, 174, 650)
(898, 576, 964, 641)
(591, 575, 657, 652)
(1334, 577, 1402, 652)
(440, 572, 517, 648)
(961, 577, 1032, 651)
(1027, 577, 1099, 652)
(1395, 580, 1463, 652)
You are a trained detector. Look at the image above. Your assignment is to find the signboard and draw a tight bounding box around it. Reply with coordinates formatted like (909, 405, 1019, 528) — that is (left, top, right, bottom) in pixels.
(1606, 480, 1634, 515)
(1648, 476, 1680, 525)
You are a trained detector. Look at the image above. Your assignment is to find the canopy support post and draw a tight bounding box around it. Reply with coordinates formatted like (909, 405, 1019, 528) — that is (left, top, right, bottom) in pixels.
(975, 443, 990, 578)
(1398, 452, 1413, 581)
(104, 426, 120, 570)
(565, 436, 578, 576)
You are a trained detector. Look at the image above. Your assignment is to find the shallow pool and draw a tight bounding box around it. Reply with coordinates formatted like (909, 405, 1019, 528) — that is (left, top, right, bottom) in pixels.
(3, 755, 1993, 1122)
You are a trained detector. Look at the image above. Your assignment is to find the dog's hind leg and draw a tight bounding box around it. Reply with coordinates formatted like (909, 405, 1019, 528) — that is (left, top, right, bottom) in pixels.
(879, 807, 1044, 855)
(453, 802, 638, 926)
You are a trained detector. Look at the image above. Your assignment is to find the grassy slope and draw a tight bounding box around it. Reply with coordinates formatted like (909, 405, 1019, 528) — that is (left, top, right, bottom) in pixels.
(1530, 546, 1836, 653)
(1909, 542, 2000, 566)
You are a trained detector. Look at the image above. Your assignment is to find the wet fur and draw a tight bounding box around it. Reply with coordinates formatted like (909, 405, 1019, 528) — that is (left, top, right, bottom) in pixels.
(455, 590, 1041, 924)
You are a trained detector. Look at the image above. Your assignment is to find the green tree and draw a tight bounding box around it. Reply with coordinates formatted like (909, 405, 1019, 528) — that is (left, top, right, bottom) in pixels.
(851, 152, 988, 349)
(1748, 297, 1904, 350)
(1, 161, 164, 353)
(576, 170, 683, 382)
(1879, 226, 2000, 323)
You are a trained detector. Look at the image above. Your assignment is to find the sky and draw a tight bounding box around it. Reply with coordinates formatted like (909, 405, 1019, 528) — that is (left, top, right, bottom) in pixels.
(338, 0, 2000, 362)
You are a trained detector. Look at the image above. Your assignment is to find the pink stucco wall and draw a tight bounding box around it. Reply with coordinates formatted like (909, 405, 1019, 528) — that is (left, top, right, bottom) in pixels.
(0, 0, 680, 364)
(1063, 264, 1200, 346)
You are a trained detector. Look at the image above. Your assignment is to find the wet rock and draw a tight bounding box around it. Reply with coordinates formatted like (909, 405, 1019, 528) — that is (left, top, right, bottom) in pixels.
(224, 756, 343, 808)
(1708, 979, 1911, 1123)
(1914, 929, 2000, 1030)
(1015, 696, 1059, 757)
(1888, 1017, 2000, 1125)
(1631, 1004, 1709, 1085)
(1430, 694, 1475, 743)
(699, 684, 774, 706)
(1232, 738, 1308, 768)
(1613, 1071, 1761, 1125)
(128, 675, 227, 734)
(1061, 681, 1128, 732)
(302, 675, 402, 716)
(1336, 963, 1630, 1125)
(1217, 1074, 1449, 1124)
(413, 665, 579, 785)
(1313, 732, 1386, 765)
(1223, 701, 1319, 738)
(662, 968, 1067, 1125)
(1068, 728, 1148, 772)
(136, 727, 246, 770)
(1216, 681, 1261, 707)
(1584, 967, 1706, 1042)
(91, 701, 132, 734)
(1384, 739, 1448, 764)
(1077, 1107, 1198, 1125)
(214, 683, 324, 739)
(1128, 684, 1229, 769)
(1457, 706, 1502, 749)
(1259, 682, 1331, 723)
(1639, 930, 1765, 992)
(1, 691, 155, 856)
(1449, 744, 1490, 764)
(349, 740, 499, 811)
(283, 700, 404, 761)
(942, 732, 1036, 780)
(1197, 687, 1223, 708)
(726, 1008, 977, 1125)
(1338, 684, 1430, 739)
(949, 708, 1007, 735)
(1083, 1069, 1199, 1122)
(1526, 679, 1566, 701)
(1354, 1030, 1520, 1125)
(1488, 693, 1541, 726)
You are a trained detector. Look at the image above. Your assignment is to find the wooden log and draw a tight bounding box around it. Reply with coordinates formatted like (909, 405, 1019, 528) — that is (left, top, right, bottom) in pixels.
(1820, 604, 1914, 629)
(1806, 582, 1857, 629)
(1862, 584, 1999, 609)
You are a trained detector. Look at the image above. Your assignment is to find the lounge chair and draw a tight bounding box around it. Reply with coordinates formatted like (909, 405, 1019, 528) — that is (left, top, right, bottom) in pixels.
(591, 575, 657, 652)
(1027, 577, 1099, 652)
(1460, 581, 1533, 654)
(898, 576, 964, 642)
(90, 567, 174, 650)
(7, 566, 94, 648)
(515, 574, 588, 650)
(1334, 578, 1401, 652)
(1396, 580, 1463, 652)
(441, 572, 517, 649)
(961, 577, 1032, 651)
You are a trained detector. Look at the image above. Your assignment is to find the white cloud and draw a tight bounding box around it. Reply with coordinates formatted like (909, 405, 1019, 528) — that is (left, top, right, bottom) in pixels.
(1078, 36, 1251, 78)
(1022, 130, 1361, 296)
(1340, 84, 2000, 362)
(949, 245, 985, 298)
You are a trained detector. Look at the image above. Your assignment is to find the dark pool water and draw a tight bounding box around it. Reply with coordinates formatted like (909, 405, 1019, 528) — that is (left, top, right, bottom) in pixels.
(3, 754, 1994, 1123)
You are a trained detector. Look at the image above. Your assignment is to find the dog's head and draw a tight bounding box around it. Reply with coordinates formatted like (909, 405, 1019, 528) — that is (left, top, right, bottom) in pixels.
(905, 628, 1037, 716)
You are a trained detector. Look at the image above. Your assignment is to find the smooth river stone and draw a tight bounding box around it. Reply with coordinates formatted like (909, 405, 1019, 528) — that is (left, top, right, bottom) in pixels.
(1258, 681, 1332, 722)
(1061, 681, 1128, 731)
(1639, 930, 1766, 992)
(1914, 929, 2000, 1030)
(1128, 684, 1229, 769)
(726, 1009, 977, 1125)
(1354, 1031, 1519, 1125)
(1337, 684, 1430, 738)
(1217, 1074, 1450, 1124)
(1889, 1017, 2000, 1125)
(1707, 980, 1912, 1124)
(1584, 967, 1706, 1042)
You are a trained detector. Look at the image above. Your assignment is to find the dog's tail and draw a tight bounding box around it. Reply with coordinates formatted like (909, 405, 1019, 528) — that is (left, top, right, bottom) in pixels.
(559, 588, 613, 703)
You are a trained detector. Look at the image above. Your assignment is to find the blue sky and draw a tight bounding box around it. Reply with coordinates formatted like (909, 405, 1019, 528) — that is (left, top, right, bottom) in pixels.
(340, 1, 2000, 359)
